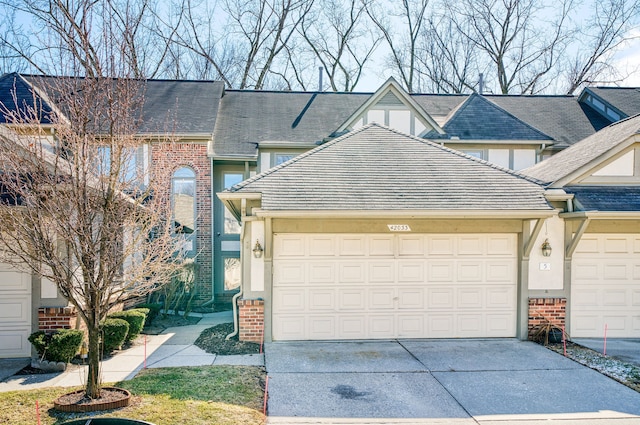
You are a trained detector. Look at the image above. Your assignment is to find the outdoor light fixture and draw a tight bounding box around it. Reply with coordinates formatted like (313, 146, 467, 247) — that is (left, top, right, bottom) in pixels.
(541, 238, 552, 257)
(253, 239, 264, 258)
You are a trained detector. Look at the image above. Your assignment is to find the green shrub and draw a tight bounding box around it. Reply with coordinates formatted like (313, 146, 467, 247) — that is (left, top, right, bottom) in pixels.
(109, 310, 146, 342)
(48, 329, 84, 362)
(28, 329, 84, 363)
(101, 318, 129, 352)
(28, 331, 47, 357)
(135, 303, 162, 326)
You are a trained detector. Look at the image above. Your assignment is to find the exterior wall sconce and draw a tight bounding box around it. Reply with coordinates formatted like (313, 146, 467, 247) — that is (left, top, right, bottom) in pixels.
(253, 240, 264, 258)
(541, 238, 552, 257)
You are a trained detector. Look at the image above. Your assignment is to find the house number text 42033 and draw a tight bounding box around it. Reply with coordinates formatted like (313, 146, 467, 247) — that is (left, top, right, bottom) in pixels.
(387, 224, 411, 232)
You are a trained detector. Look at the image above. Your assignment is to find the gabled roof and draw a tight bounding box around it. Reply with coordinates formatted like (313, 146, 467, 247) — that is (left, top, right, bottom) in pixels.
(521, 114, 640, 186)
(222, 124, 551, 212)
(426, 93, 553, 141)
(583, 87, 640, 117)
(335, 77, 445, 135)
(8, 74, 223, 136)
(487, 95, 611, 148)
(211, 90, 370, 158)
(0, 73, 55, 124)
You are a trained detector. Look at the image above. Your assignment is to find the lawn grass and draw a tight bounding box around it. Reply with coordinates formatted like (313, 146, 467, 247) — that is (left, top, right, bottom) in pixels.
(0, 366, 265, 425)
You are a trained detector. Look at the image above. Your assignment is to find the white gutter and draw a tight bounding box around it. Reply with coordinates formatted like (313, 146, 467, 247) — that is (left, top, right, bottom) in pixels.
(560, 211, 640, 220)
(252, 209, 555, 219)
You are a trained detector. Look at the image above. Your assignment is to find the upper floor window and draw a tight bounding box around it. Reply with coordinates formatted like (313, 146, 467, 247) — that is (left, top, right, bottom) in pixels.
(97, 144, 149, 186)
(273, 153, 296, 167)
(223, 173, 243, 234)
(172, 167, 196, 236)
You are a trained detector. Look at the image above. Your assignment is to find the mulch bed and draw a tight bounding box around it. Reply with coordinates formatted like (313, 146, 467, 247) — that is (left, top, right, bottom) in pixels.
(194, 322, 260, 355)
(54, 387, 131, 412)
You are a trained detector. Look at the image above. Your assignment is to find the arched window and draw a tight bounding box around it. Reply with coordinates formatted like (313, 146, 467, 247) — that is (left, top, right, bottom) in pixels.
(172, 167, 196, 251)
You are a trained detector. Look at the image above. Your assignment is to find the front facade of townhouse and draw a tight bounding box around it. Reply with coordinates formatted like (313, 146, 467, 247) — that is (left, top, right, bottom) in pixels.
(0, 73, 638, 357)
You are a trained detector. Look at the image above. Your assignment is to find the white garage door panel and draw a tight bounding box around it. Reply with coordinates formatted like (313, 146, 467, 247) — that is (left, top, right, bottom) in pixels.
(273, 234, 517, 340)
(0, 327, 31, 357)
(0, 296, 30, 322)
(0, 263, 32, 357)
(572, 234, 640, 338)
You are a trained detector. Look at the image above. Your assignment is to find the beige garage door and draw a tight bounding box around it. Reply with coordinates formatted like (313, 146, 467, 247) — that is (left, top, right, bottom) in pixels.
(0, 263, 32, 357)
(272, 233, 517, 340)
(571, 234, 640, 338)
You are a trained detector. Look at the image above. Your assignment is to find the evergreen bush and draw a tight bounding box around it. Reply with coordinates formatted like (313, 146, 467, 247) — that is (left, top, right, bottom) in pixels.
(109, 310, 146, 342)
(28, 329, 84, 363)
(101, 318, 129, 352)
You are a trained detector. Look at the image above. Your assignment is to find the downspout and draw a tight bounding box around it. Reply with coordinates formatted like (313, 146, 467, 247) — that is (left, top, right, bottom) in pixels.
(226, 282, 243, 340)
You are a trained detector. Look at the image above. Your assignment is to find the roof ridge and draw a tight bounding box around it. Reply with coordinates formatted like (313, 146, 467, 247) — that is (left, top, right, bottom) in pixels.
(21, 74, 223, 84)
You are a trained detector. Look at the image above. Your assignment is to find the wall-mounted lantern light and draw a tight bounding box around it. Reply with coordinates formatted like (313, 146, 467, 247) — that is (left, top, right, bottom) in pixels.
(253, 240, 264, 258)
(541, 238, 552, 257)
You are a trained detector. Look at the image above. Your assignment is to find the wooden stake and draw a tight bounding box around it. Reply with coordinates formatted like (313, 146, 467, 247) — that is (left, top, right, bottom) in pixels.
(144, 335, 147, 369)
(262, 376, 269, 416)
(604, 324, 608, 356)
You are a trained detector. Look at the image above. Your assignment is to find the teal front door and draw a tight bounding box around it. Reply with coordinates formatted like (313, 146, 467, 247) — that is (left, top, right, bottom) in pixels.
(213, 165, 244, 302)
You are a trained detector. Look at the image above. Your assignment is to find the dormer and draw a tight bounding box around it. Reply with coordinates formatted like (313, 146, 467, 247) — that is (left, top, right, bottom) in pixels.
(571, 141, 640, 186)
(334, 78, 445, 137)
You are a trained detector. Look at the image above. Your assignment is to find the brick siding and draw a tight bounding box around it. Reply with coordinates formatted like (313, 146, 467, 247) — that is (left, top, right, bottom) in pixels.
(238, 299, 264, 343)
(151, 142, 212, 306)
(528, 297, 566, 339)
(38, 306, 77, 331)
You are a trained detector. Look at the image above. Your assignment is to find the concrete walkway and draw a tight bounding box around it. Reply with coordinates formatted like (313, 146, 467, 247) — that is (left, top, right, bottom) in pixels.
(0, 311, 263, 392)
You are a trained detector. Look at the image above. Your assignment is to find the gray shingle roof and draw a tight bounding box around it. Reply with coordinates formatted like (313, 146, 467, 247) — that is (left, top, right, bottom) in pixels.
(566, 186, 640, 212)
(0, 73, 54, 124)
(226, 124, 551, 211)
(486, 95, 611, 148)
(21, 75, 223, 135)
(521, 114, 640, 184)
(426, 94, 553, 140)
(587, 87, 640, 117)
(412, 94, 466, 118)
(211, 90, 370, 157)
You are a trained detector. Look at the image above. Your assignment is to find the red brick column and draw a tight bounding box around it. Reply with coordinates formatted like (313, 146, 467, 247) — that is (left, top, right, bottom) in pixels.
(151, 142, 212, 307)
(238, 299, 264, 343)
(38, 306, 78, 331)
(528, 297, 566, 338)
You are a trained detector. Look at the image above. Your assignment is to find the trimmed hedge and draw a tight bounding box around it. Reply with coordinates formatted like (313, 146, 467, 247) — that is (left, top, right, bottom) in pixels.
(102, 318, 129, 352)
(28, 329, 84, 363)
(109, 310, 146, 342)
(134, 303, 162, 326)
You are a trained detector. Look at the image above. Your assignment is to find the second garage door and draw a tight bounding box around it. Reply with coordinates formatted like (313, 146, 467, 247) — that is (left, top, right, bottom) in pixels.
(272, 233, 517, 340)
(571, 234, 640, 338)
(0, 262, 32, 358)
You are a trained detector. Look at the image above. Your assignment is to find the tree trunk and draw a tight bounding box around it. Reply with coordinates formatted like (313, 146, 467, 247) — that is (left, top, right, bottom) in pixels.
(86, 322, 102, 399)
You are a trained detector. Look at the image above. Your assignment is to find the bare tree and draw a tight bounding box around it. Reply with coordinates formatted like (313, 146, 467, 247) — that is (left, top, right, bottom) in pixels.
(299, 0, 381, 91)
(444, 0, 573, 94)
(563, 0, 640, 94)
(0, 0, 186, 400)
(0, 75, 183, 399)
(365, 0, 431, 92)
(417, 17, 479, 93)
(224, 0, 314, 89)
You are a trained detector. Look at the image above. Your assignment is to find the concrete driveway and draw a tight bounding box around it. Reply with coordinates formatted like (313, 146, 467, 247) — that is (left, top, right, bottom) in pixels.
(265, 339, 640, 424)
